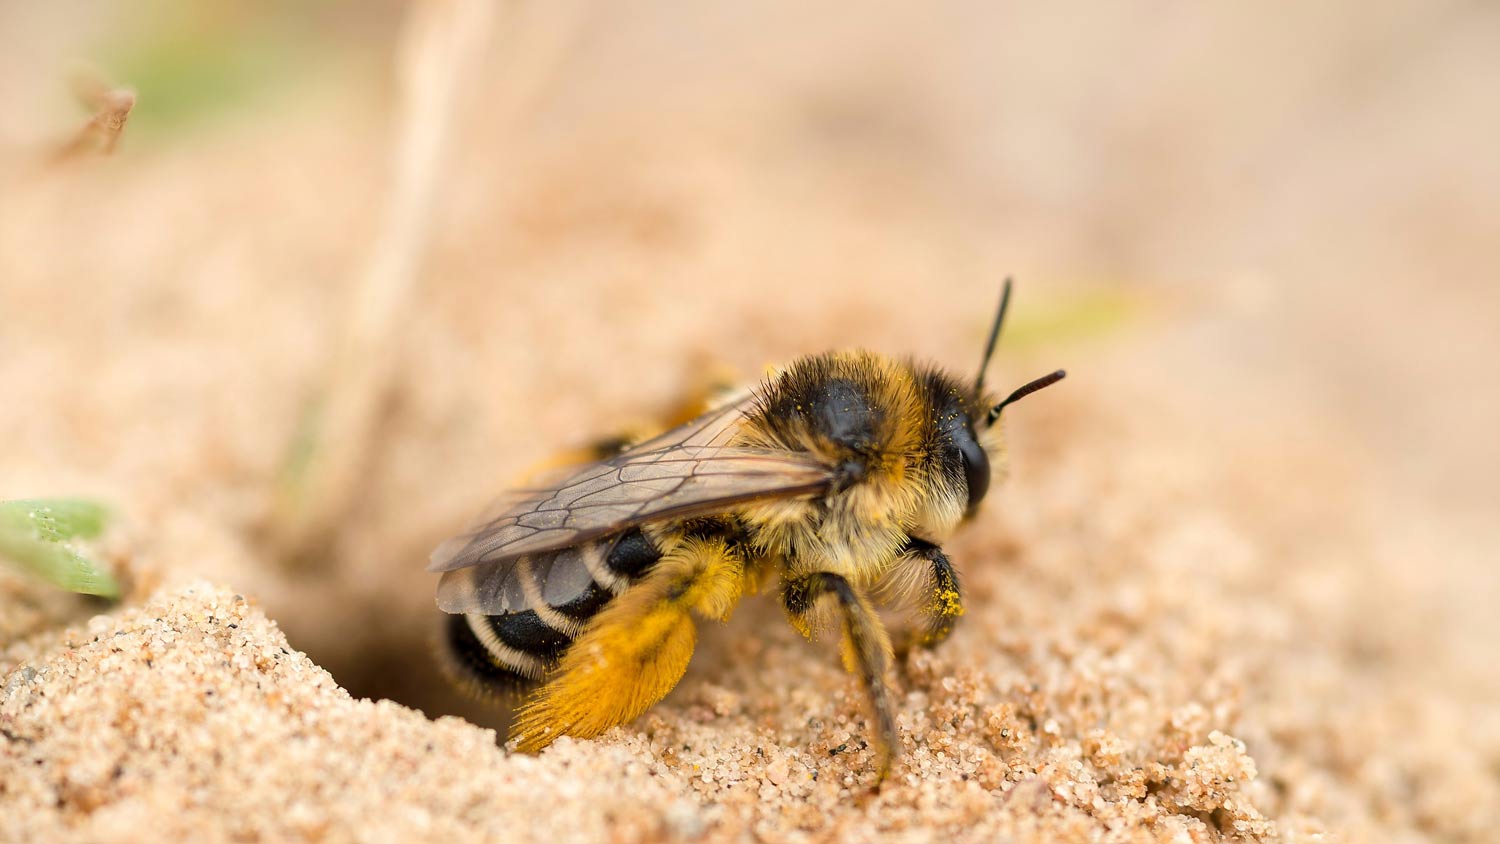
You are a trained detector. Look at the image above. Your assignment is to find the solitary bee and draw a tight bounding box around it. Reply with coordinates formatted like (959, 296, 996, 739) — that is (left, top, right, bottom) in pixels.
(430, 281, 1065, 778)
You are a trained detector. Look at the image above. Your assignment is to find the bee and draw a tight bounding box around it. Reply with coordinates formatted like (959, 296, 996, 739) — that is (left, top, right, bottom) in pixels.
(429, 281, 1065, 778)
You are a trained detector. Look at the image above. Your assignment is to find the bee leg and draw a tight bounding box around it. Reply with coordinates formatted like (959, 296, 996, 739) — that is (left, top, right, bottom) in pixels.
(903, 537, 964, 649)
(783, 572, 898, 782)
(510, 536, 744, 752)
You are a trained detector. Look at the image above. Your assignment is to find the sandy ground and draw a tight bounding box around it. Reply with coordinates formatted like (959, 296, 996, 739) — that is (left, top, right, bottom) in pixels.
(2, 3, 1498, 842)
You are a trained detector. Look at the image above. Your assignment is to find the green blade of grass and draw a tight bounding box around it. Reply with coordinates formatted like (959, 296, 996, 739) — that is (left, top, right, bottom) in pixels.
(0, 499, 118, 598)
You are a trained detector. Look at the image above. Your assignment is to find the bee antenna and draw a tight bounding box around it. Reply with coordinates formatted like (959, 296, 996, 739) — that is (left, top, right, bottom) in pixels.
(974, 277, 1013, 395)
(986, 370, 1066, 427)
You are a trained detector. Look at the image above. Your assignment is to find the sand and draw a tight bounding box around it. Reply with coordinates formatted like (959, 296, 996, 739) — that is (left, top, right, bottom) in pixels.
(3, 3, 1498, 843)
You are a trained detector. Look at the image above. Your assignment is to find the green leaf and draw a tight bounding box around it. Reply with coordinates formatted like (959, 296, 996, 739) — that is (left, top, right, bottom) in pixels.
(0, 499, 119, 598)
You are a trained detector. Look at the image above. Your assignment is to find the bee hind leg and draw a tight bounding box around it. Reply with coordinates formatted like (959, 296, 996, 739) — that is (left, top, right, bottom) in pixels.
(783, 572, 898, 782)
(510, 535, 745, 752)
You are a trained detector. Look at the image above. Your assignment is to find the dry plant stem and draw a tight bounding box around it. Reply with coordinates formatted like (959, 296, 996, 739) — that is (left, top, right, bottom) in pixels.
(272, 0, 493, 557)
(52, 73, 135, 160)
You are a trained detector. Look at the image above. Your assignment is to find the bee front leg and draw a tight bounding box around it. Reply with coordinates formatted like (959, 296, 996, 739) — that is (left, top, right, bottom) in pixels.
(900, 537, 964, 648)
(782, 572, 898, 782)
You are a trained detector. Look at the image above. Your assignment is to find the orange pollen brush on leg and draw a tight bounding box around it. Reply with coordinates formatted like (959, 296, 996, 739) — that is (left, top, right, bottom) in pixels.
(510, 537, 743, 752)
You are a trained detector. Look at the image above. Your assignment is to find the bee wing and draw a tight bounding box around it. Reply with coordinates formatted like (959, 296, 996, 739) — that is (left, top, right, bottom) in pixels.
(428, 394, 829, 575)
(434, 543, 600, 615)
(428, 446, 828, 574)
(616, 386, 755, 452)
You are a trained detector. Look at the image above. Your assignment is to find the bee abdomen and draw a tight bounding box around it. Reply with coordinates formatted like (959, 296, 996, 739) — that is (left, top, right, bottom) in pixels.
(439, 612, 544, 695)
(488, 609, 572, 661)
(554, 580, 614, 622)
(605, 528, 661, 579)
(447, 532, 666, 692)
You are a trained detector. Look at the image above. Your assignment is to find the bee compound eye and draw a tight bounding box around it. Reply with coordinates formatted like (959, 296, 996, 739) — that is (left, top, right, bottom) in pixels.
(956, 428, 990, 512)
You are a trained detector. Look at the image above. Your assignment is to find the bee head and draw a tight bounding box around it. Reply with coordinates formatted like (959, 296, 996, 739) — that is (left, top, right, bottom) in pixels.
(957, 278, 1067, 516)
(932, 391, 993, 517)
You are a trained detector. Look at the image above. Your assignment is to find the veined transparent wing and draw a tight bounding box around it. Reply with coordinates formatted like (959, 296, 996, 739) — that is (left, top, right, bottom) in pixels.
(434, 542, 600, 615)
(428, 394, 829, 575)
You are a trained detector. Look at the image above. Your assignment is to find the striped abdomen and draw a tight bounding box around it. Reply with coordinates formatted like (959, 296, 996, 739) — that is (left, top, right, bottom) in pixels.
(441, 527, 663, 692)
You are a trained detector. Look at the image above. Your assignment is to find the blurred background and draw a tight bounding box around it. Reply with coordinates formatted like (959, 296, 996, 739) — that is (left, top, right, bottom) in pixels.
(1, 1, 1496, 837)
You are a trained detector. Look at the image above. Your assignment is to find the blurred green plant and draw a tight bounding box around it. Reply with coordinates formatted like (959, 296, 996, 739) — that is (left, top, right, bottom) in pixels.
(1002, 288, 1141, 350)
(0, 499, 119, 598)
(102, 4, 320, 134)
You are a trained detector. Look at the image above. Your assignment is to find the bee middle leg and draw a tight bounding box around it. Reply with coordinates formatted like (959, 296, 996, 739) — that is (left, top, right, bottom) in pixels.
(782, 572, 898, 781)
